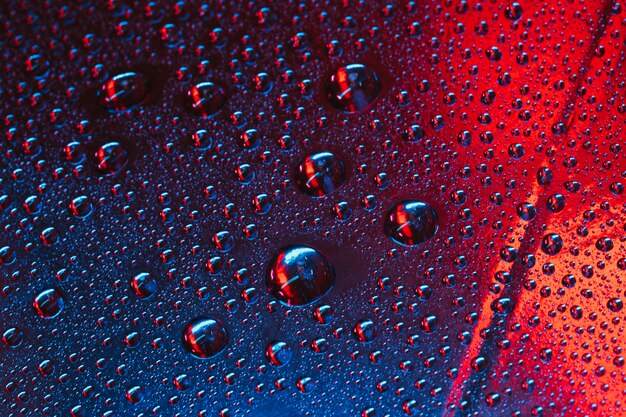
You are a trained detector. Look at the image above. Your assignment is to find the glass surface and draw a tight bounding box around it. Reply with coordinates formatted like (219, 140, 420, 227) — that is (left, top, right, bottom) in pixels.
(0, 1, 624, 416)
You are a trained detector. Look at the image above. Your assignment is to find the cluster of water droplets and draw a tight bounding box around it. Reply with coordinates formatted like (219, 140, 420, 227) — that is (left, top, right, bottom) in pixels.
(1, 0, 625, 416)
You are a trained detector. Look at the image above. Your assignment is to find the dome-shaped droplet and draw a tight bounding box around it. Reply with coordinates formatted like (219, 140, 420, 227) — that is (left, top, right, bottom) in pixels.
(33, 288, 65, 319)
(95, 142, 128, 176)
(541, 233, 563, 255)
(181, 317, 228, 358)
(100, 72, 150, 112)
(326, 64, 380, 112)
(187, 81, 227, 117)
(266, 244, 335, 306)
(126, 386, 145, 404)
(294, 151, 346, 197)
(0, 246, 16, 265)
(491, 297, 514, 315)
(504, 2, 523, 20)
(353, 319, 376, 342)
(131, 272, 157, 299)
(69, 196, 92, 218)
(384, 200, 438, 246)
(608, 298, 623, 312)
(2, 327, 23, 347)
(265, 340, 292, 366)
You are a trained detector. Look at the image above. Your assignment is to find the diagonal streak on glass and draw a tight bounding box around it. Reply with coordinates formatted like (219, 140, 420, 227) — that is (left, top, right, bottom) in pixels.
(440, 0, 623, 415)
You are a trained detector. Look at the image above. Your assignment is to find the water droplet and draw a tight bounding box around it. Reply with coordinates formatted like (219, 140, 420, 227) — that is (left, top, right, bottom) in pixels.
(100, 72, 150, 112)
(69, 196, 92, 218)
(187, 81, 227, 117)
(596, 237, 614, 252)
(0, 246, 16, 265)
(504, 2, 523, 20)
(191, 129, 212, 150)
(541, 233, 563, 255)
(95, 142, 129, 176)
(353, 319, 376, 342)
(326, 64, 380, 112)
(181, 317, 229, 358)
(491, 297, 514, 315)
(2, 327, 23, 347)
(126, 386, 144, 403)
(33, 288, 65, 319)
(265, 245, 335, 306)
(384, 200, 438, 246)
(313, 304, 334, 324)
(265, 341, 292, 366)
(38, 360, 54, 376)
(294, 151, 346, 197)
(131, 272, 157, 299)
(296, 376, 316, 393)
(608, 298, 623, 312)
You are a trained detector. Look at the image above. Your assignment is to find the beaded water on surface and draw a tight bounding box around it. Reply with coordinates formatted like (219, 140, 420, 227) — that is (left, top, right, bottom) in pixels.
(1, 1, 625, 417)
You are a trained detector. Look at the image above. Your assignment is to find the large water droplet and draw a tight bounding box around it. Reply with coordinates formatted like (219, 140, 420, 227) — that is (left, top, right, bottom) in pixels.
(2, 327, 23, 347)
(326, 64, 380, 113)
(95, 142, 128, 176)
(265, 340, 292, 366)
(181, 317, 228, 358)
(100, 72, 150, 112)
(187, 81, 227, 117)
(131, 272, 157, 299)
(266, 245, 335, 306)
(294, 151, 346, 197)
(353, 319, 376, 342)
(384, 200, 438, 246)
(541, 233, 563, 255)
(69, 196, 92, 218)
(0, 246, 16, 265)
(33, 288, 65, 319)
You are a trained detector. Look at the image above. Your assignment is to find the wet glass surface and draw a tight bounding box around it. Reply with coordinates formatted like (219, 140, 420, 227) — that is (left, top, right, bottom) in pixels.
(0, 0, 625, 416)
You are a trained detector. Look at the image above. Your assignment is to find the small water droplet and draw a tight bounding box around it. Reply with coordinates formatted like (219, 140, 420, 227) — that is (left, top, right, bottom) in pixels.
(265, 341, 292, 366)
(95, 142, 129, 176)
(131, 272, 157, 299)
(187, 81, 227, 117)
(353, 319, 376, 342)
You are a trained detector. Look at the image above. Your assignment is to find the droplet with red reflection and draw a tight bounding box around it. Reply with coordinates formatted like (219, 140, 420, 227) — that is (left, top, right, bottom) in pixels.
(187, 81, 227, 117)
(181, 317, 229, 359)
(294, 151, 346, 197)
(326, 64, 380, 113)
(266, 245, 335, 306)
(100, 72, 150, 112)
(384, 200, 438, 246)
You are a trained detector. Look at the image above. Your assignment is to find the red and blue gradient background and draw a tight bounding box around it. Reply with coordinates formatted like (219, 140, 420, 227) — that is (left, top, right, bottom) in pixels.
(0, 0, 625, 416)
